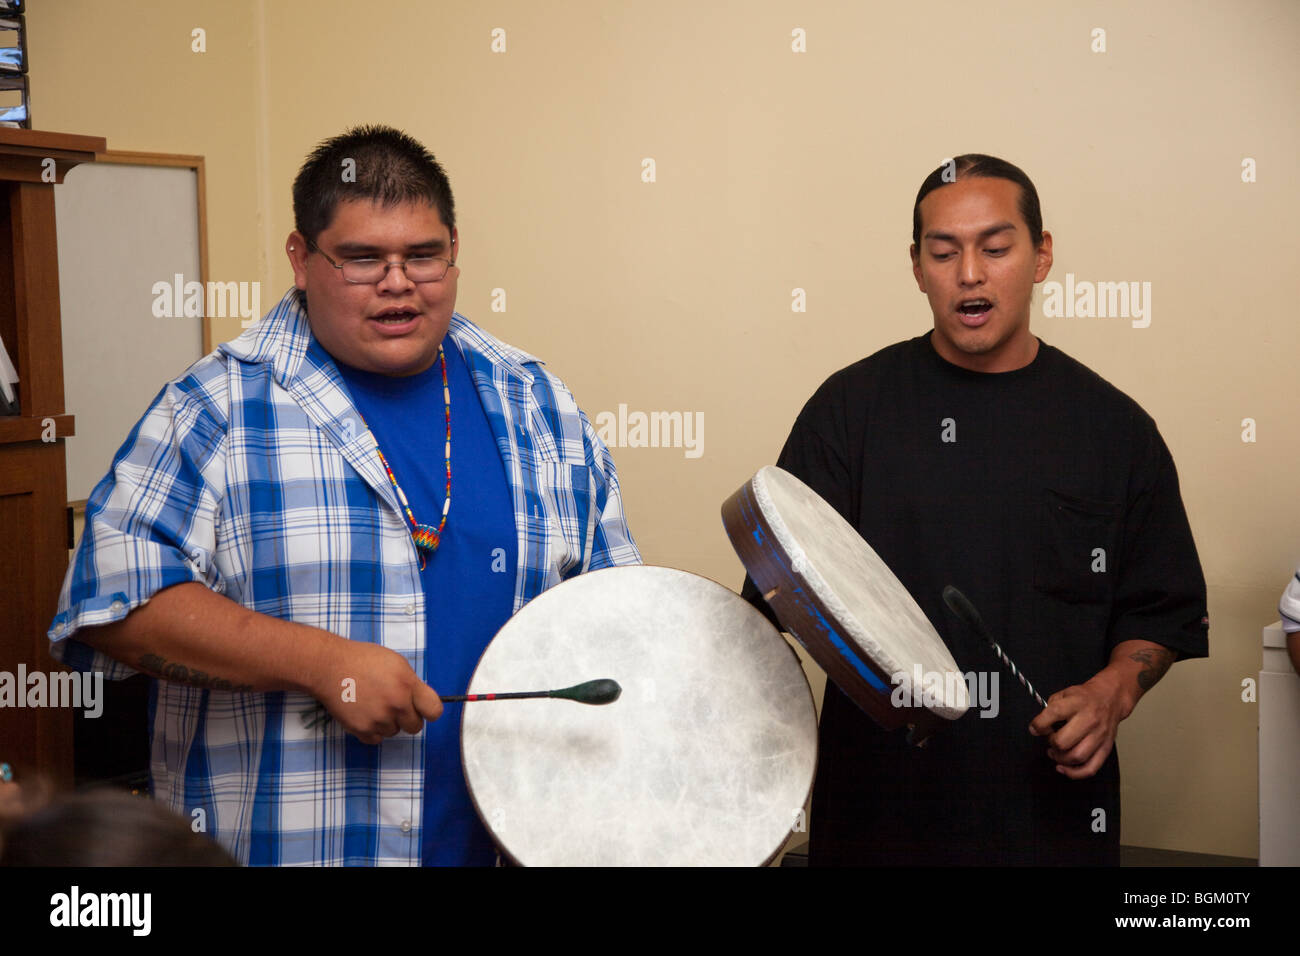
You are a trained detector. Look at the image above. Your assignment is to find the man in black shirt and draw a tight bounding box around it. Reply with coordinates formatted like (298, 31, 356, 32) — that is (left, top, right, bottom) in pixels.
(744, 155, 1208, 865)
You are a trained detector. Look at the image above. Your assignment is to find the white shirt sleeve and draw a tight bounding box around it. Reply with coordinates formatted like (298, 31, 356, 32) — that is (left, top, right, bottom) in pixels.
(1280, 568, 1300, 632)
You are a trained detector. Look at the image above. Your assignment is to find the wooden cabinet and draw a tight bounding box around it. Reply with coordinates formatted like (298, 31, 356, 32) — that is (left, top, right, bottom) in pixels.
(0, 129, 104, 788)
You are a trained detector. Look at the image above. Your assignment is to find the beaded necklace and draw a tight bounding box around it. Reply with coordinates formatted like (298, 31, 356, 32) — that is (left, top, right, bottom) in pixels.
(367, 347, 451, 571)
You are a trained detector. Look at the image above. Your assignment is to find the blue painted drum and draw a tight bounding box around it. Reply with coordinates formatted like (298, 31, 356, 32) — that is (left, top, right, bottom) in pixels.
(723, 465, 969, 745)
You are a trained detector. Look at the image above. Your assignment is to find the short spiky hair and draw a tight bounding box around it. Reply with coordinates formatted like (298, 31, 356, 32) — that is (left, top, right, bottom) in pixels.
(292, 125, 456, 244)
(912, 154, 1043, 248)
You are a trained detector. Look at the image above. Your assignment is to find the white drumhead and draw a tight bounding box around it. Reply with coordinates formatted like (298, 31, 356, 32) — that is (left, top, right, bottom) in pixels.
(461, 565, 818, 866)
(752, 466, 968, 717)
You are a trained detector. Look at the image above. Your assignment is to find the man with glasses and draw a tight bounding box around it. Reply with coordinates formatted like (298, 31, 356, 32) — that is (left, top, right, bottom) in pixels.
(48, 126, 639, 865)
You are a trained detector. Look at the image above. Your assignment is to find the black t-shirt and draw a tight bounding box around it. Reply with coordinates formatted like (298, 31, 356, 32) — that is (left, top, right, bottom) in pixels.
(742, 332, 1208, 865)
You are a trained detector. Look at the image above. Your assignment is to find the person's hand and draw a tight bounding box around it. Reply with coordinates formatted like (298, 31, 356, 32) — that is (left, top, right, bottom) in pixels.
(1028, 668, 1134, 780)
(0, 779, 24, 819)
(310, 640, 443, 745)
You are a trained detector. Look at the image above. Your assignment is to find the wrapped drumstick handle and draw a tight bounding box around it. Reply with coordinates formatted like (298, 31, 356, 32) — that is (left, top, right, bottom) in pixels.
(442, 679, 622, 704)
(300, 678, 621, 729)
(942, 585, 1049, 710)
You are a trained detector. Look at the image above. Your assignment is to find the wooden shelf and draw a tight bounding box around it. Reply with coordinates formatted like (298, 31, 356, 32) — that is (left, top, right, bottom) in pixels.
(0, 129, 101, 788)
(0, 413, 75, 444)
(0, 128, 106, 184)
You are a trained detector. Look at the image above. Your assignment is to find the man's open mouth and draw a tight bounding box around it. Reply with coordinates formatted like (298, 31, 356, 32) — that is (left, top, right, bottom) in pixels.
(372, 308, 419, 325)
(958, 299, 992, 316)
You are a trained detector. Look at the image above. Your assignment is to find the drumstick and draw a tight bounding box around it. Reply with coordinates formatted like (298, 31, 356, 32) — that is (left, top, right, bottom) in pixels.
(441, 678, 622, 705)
(299, 679, 622, 729)
(941, 586, 1048, 710)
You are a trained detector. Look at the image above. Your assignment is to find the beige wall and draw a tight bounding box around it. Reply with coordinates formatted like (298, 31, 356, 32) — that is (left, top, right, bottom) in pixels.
(31, 0, 1299, 859)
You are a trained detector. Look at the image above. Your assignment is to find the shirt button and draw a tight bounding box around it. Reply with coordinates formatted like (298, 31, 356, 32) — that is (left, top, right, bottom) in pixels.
(400, 820, 412, 833)
(404, 604, 415, 616)
(53, 623, 65, 635)
(110, 601, 124, 612)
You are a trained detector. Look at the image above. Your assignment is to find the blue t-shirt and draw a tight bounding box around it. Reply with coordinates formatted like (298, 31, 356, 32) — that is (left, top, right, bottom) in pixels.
(337, 340, 516, 866)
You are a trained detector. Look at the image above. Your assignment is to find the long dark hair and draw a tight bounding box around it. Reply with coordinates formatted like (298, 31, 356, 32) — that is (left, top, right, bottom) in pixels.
(912, 154, 1043, 247)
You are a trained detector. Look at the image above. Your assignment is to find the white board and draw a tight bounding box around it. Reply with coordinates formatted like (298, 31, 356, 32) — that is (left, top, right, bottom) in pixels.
(54, 160, 204, 502)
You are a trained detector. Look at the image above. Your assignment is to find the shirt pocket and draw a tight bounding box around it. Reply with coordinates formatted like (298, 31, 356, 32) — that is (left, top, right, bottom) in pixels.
(1033, 488, 1121, 606)
(537, 461, 594, 578)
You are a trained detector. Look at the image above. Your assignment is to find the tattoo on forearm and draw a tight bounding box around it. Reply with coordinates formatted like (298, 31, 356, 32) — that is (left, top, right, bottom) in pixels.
(139, 653, 253, 692)
(1129, 647, 1177, 693)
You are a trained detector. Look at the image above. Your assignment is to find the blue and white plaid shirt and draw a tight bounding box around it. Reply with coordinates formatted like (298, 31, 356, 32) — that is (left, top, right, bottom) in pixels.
(48, 288, 640, 865)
